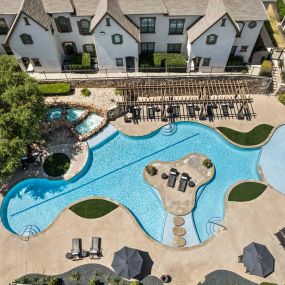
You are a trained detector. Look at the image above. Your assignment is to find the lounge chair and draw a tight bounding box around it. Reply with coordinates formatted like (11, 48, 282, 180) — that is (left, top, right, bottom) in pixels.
(178, 173, 190, 192)
(207, 105, 214, 117)
(90, 237, 102, 259)
(221, 104, 229, 117)
(188, 104, 195, 118)
(147, 107, 155, 119)
(71, 238, 82, 260)
(167, 168, 179, 188)
(274, 231, 285, 249)
(173, 105, 180, 118)
(238, 255, 243, 263)
(133, 107, 141, 120)
(280, 227, 285, 236)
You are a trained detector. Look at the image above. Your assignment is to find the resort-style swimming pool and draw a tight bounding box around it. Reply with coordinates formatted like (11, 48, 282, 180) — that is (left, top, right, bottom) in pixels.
(1, 123, 261, 244)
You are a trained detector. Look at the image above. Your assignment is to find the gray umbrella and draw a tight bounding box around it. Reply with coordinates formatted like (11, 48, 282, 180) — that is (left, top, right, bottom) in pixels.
(112, 246, 143, 280)
(242, 242, 275, 277)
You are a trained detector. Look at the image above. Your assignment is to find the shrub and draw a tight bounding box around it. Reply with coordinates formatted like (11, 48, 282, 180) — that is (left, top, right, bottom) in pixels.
(14, 276, 29, 284)
(276, 0, 285, 19)
(38, 83, 71, 96)
(43, 153, 70, 177)
(278, 93, 285, 105)
(69, 271, 80, 281)
(48, 276, 60, 285)
(129, 282, 140, 285)
(139, 53, 186, 68)
(259, 60, 272, 77)
(226, 55, 244, 66)
(81, 87, 91, 97)
(69, 52, 91, 70)
(114, 89, 123, 95)
(203, 159, 213, 169)
(145, 164, 158, 176)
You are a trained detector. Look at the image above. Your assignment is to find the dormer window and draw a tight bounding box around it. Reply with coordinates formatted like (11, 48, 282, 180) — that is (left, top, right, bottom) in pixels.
(78, 19, 90, 35)
(206, 34, 218, 45)
(112, 34, 123, 44)
(0, 18, 8, 35)
(56, 16, 72, 33)
(20, 34, 33, 44)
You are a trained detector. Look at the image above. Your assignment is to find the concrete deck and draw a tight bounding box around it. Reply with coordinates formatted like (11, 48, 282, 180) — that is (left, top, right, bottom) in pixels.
(1, 188, 285, 285)
(112, 95, 285, 136)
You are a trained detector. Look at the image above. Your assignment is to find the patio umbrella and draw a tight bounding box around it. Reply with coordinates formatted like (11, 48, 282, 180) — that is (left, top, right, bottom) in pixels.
(112, 246, 143, 280)
(242, 242, 275, 277)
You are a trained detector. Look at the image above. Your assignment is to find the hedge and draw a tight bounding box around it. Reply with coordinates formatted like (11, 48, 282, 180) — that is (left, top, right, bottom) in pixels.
(278, 93, 285, 104)
(259, 60, 272, 77)
(69, 52, 91, 70)
(276, 0, 285, 19)
(140, 52, 186, 68)
(38, 82, 71, 96)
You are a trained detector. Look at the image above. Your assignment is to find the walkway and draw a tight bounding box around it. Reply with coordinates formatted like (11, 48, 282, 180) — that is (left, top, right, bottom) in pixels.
(1, 188, 285, 285)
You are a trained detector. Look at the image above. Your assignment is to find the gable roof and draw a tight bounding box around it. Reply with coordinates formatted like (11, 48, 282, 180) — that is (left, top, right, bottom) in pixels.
(187, 0, 239, 43)
(90, 0, 140, 42)
(5, 0, 51, 43)
(42, 0, 74, 14)
(72, 0, 100, 16)
(0, 0, 22, 14)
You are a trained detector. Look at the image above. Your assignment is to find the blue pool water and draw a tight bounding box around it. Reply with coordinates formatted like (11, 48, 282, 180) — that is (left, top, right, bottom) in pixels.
(65, 109, 85, 122)
(75, 113, 104, 135)
(47, 107, 62, 121)
(259, 125, 285, 194)
(1, 123, 261, 243)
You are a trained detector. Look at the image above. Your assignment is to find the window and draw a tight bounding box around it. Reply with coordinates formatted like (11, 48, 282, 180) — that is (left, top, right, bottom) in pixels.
(248, 21, 257, 29)
(20, 34, 33, 44)
(78, 19, 90, 35)
(116, 58, 124, 66)
(202, 58, 211, 66)
(32, 58, 41, 66)
(206, 34, 218, 44)
(57, 16, 71, 33)
(236, 21, 245, 37)
(83, 44, 96, 56)
(106, 18, 111, 26)
(23, 17, 30, 25)
(141, 42, 155, 53)
(62, 42, 77, 55)
(169, 19, 185, 34)
(0, 18, 8, 35)
(221, 18, 227, 26)
(112, 34, 123, 44)
(140, 17, 156, 33)
(167, 43, 182, 53)
(240, 45, 248, 52)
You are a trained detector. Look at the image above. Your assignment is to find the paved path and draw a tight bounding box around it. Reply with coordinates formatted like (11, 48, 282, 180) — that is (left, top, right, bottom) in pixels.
(1, 188, 285, 285)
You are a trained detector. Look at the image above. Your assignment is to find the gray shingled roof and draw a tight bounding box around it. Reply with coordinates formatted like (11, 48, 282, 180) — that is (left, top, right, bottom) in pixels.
(42, 0, 74, 13)
(72, 0, 100, 16)
(188, 0, 239, 43)
(0, 0, 23, 14)
(90, 0, 140, 42)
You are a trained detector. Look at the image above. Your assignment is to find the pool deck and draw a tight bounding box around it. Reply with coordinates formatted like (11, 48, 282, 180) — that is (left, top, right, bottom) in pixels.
(112, 95, 285, 137)
(1, 187, 285, 285)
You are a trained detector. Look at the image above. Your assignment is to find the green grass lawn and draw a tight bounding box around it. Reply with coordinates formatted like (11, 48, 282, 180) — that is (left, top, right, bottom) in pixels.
(70, 199, 118, 219)
(217, 124, 274, 146)
(228, 182, 267, 202)
(38, 82, 71, 96)
(43, 153, 70, 177)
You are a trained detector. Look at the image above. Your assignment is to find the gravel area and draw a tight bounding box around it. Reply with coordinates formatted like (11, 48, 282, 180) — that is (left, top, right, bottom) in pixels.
(45, 88, 117, 112)
(15, 264, 163, 285)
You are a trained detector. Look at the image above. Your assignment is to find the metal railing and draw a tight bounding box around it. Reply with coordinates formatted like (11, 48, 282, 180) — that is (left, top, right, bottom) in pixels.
(31, 65, 262, 82)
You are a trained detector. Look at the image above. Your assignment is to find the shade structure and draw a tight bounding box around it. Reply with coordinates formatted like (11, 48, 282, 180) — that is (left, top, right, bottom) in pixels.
(242, 242, 275, 277)
(112, 246, 143, 280)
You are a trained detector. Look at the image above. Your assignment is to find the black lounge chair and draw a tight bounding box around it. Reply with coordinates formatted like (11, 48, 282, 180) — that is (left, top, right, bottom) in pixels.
(222, 104, 229, 117)
(147, 107, 155, 119)
(178, 173, 190, 192)
(274, 231, 285, 249)
(280, 227, 285, 236)
(207, 105, 214, 117)
(188, 104, 195, 118)
(133, 107, 141, 120)
(167, 168, 179, 188)
(172, 105, 180, 118)
(90, 237, 102, 259)
(71, 238, 82, 260)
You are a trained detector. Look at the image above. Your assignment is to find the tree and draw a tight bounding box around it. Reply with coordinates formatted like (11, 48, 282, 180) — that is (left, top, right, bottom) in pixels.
(0, 55, 45, 182)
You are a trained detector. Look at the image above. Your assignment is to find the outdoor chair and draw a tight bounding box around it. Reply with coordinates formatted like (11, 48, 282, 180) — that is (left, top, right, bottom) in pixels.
(133, 107, 141, 120)
(221, 104, 229, 117)
(274, 231, 285, 249)
(238, 255, 243, 263)
(167, 168, 179, 188)
(71, 238, 84, 260)
(280, 227, 285, 236)
(188, 104, 195, 118)
(147, 107, 155, 119)
(178, 173, 190, 192)
(90, 237, 102, 259)
(173, 105, 180, 118)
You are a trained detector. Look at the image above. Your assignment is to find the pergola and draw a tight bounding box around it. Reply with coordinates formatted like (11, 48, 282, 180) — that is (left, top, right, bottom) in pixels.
(116, 79, 255, 121)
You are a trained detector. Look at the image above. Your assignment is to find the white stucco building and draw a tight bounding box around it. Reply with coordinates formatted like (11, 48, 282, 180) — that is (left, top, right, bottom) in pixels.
(0, 0, 268, 73)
